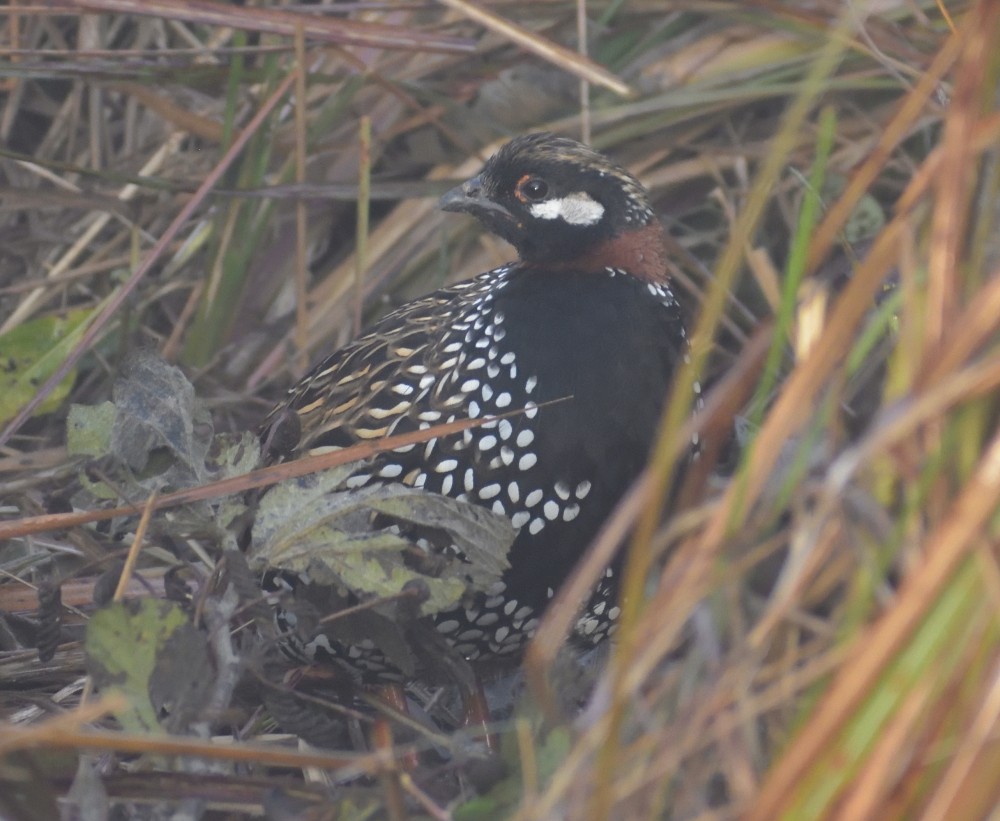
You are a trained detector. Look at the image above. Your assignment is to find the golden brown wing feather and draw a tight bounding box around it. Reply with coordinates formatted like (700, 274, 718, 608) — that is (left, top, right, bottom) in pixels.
(261, 266, 515, 459)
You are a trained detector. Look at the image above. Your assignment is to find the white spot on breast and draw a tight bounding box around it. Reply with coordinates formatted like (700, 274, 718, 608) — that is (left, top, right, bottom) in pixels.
(543, 500, 560, 520)
(478, 483, 501, 500)
(423, 438, 437, 460)
(563, 504, 580, 522)
(498, 419, 513, 440)
(528, 517, 545, 535)
(496, 392, 512, 408)
(516, 429, 534, 448)
(508, 482, 520, 504)
(576, 480, 592, 499)
(529, 191, 605, 226)
(378, 464, 403, 479)
(500, 446, 515, 466)
(525, 489, 543, 507)
(519, 453, 538, 471)
(436, 459, 458, 473)
(511, 511, 530, 528)
(478, 435, 498, 451)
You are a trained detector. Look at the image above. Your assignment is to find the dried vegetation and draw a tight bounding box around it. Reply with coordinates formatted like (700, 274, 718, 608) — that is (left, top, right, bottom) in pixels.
(2, 0, 999, 819)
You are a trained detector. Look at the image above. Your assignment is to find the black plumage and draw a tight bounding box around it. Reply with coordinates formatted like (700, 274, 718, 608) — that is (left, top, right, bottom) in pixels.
(258, 133, 691, 678)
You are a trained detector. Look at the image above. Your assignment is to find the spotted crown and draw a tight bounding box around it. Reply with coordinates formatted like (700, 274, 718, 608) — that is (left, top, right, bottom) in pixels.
(258, 133, 689, 681)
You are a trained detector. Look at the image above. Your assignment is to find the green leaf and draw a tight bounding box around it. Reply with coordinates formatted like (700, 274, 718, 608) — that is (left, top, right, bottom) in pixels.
(66, 401, 115, 457)
(368, 489, 514, 584)
(251, 469, 515, 615)
(0, 308, 90, 425)
(84, 599, 193, 734)
(204, 430, 262, 527)
(328, 550, 466, 614)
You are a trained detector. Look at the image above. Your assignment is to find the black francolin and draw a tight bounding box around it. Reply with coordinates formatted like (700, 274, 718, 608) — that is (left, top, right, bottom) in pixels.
(258, 133, 691, 683)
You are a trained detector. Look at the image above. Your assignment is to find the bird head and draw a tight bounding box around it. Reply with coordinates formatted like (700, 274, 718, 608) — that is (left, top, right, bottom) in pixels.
(439, 133, 666, 283)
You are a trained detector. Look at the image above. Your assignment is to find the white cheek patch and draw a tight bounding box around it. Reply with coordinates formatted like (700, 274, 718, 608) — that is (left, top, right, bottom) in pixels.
(528, 192, 605, 226)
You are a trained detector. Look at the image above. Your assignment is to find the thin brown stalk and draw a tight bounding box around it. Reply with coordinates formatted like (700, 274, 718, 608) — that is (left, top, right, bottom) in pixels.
(112, 490, 157, 602)
(0, 400, 555, 540)
(62, 0, 473, 53)
(436, 0, 631, 97)
(294, 24, 309, 375)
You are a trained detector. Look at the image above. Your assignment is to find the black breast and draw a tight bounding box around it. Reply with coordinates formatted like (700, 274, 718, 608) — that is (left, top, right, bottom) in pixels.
(447, 267, 684, 656)
(261, 263, 687, 668)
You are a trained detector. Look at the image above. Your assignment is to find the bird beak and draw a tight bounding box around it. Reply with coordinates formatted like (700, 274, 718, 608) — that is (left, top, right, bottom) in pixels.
(438, 175, 512, 221)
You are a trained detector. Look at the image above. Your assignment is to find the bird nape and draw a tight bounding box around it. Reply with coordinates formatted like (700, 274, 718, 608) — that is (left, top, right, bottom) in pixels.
(254, 132, 694, 721)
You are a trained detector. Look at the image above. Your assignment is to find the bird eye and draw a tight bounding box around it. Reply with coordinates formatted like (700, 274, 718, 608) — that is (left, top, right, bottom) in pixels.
(518, 177, 549, 201)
